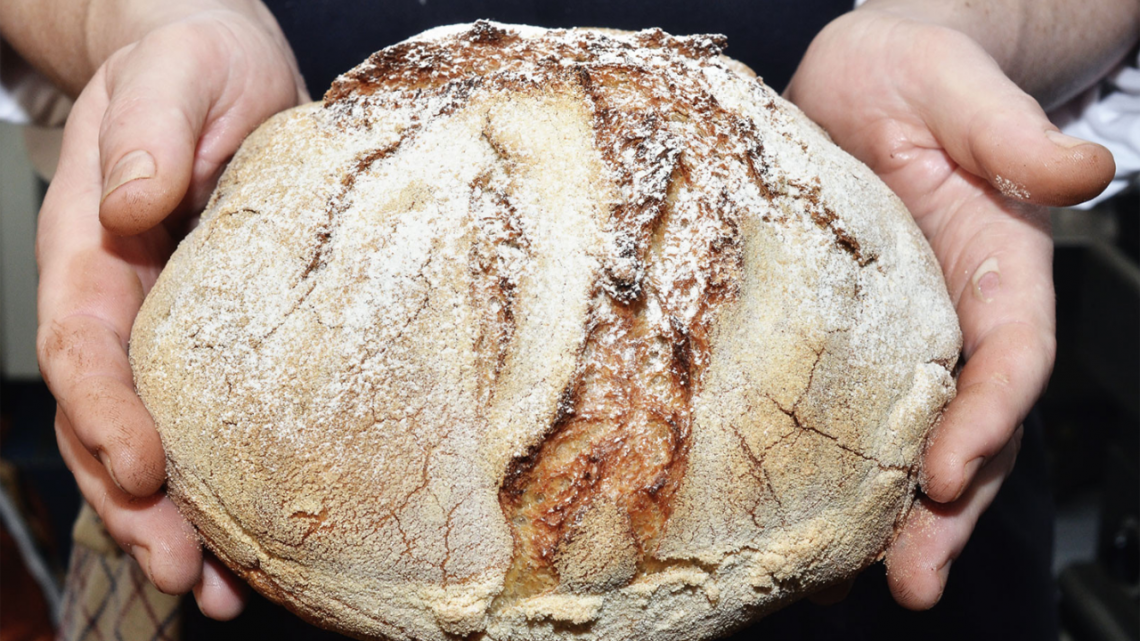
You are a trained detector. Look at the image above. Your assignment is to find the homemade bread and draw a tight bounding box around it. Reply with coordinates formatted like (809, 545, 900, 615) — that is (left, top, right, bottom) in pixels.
(131, 21, 961, 641)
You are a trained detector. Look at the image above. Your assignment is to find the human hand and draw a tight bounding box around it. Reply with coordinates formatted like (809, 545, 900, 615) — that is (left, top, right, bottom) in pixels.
(35, 4, 307, 619)
(785, 9, 1114, 608)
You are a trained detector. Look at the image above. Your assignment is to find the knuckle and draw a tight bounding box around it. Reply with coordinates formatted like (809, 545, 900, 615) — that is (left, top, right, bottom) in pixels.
(36, 317, 98, 391)
(35, 313, 129, 397)
(35, 323, 64, 385)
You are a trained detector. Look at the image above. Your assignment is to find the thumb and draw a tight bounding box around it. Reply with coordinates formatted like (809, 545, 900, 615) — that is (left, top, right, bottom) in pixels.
(97, 38, 210, 236)
(97, 21, 302, 235)
(912, 29, 1115, 207)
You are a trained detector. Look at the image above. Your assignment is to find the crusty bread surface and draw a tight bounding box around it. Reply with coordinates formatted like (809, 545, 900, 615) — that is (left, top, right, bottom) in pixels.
(130, 21, 961, 641)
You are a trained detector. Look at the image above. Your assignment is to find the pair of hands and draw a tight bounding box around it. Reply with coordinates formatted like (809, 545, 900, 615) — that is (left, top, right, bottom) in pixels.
(37, 3, 1113, 621)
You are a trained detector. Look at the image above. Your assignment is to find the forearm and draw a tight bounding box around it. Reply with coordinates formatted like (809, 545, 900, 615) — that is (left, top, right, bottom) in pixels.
(862, 0, 1140, 110)
(0, 0, 283, 97)
(0, 0, 93, 96)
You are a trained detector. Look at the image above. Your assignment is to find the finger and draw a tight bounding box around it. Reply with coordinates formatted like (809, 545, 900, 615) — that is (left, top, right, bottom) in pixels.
(906, 26, 1115, 207)
(55, 409, 203, 595)
(37, 75, 169, 497)
(98, 19, 304, 235)
(919, 192, 1054, 503)
(885, 425, 1023, 610)
(97, 42, 199, 235)
(920, 320, 1052, 503)
(37, 315, 166, 496)
(193, 554, 249, 621)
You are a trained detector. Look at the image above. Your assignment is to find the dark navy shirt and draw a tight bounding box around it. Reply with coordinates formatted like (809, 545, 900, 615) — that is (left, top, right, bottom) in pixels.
(263, 0, 852, 95)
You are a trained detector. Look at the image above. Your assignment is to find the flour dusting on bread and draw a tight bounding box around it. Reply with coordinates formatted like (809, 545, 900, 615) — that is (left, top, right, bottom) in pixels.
(131, 22, 960, 641)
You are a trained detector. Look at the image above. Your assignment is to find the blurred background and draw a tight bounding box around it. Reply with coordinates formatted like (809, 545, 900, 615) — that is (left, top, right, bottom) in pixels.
(1, 120, 1137, 641)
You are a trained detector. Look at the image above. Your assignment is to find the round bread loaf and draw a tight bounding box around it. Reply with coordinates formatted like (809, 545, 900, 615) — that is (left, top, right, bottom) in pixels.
(131, 21, 961, 641)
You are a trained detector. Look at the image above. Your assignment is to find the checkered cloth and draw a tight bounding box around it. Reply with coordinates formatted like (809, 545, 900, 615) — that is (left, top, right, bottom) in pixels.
(56, 503, 182, 641)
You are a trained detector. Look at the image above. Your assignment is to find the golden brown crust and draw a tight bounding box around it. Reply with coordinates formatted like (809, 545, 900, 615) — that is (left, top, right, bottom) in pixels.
(131, 22, 960, 641)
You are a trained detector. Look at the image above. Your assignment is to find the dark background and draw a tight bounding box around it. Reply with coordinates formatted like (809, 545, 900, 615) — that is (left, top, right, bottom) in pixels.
(263, 0, 854, 96)
(1, 3, 1137, 639)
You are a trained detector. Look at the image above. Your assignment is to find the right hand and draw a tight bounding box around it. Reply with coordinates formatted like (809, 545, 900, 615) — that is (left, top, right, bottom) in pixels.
(36, 5, 308, 619)
(786, 8, 1113, 609)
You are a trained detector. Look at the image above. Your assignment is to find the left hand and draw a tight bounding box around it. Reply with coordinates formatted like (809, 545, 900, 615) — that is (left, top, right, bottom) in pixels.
(35, 4, 308, 619)
(786, 9, 1113, 608)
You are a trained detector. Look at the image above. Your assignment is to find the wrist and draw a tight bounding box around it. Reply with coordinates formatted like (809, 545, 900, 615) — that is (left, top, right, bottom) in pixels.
(81, 0, 289, 88)
(856, 0, 1140, 109)
(855, 0, 1024, 76)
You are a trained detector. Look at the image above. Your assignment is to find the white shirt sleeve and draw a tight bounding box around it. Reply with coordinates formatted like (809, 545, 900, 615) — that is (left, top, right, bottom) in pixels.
(0, 40, 73, 127)
(1050, 52, 1140, 208)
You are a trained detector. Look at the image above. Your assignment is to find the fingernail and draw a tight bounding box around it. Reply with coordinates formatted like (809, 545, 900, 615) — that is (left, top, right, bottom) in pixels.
(132, 545, 153, 582)
(934, 559, 953, 603)
(96, 450, 126, 493)
(201, 559, 222, 589)
(971, 257, 1000, 303)
(102, 150, 155, 202)
(962, 457, 984, 488)
(1046, 130, 1086, 149)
